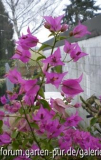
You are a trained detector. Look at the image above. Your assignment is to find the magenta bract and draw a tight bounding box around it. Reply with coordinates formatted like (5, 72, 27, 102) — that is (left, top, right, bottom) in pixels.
(0, 95, 7, 104)
(16, 27, 39, 50)
(5, 68, 23, 84)
(0, 132, 11, 145)
(42, 48, 64, 66)
(44, 15, 64, 32)
(11, 45, 31, 63)
(72, 22, 91, 38)
(70, 43, 88, 62)
(24, 79, 39, 96)
(63, 40, 76, 54)
(61, 74, 84, 96)
(45, 71, 67, 88)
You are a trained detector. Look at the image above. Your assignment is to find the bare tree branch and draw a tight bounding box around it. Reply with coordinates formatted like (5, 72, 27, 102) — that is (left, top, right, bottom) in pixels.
(2, 0, 61, 38)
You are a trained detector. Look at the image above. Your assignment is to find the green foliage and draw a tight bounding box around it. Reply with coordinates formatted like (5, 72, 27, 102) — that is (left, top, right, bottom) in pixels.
(0, 120, 3, 128)
(39, 99, 51, 110)
(0, 79, 6, 99)
(63, 0, 101, 26)
(0, 0, 14, 64)
(0, 59, 13, 78)
(90, 117, 98, 126)
(38, 44, 51, 51)
(38, 87, 45, 99)
(54, 65, 62, 73)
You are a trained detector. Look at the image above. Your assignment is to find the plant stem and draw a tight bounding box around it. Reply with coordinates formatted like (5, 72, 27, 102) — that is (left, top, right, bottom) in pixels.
(64, 59, 73, 63)
(30, 58, 43, 73)
(20, 101, 40, 148)
(20, 101, 48, 160)
(30, 48, 44, 57)
(63, 54, 67, 62)
(34, 34, 57, 102)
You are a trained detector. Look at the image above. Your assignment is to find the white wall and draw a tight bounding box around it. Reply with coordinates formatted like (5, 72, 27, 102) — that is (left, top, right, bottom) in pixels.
(44, 36, 101, 128)
(44, 35, 101, 99)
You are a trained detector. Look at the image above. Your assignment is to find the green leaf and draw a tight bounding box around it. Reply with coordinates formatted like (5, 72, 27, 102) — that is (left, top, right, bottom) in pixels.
(90, 117, 97, 126)
(58, 36, 66, 40)
(22, 139, 29, 148)
(32, 72, 43, 80)
(0, 120, 3, 128)
(36, 55, 46, 61)
(19, 107, 24, 114)
(38, 44, 51, 51)
(48, 33, 55, 37)
(32, 105, 40, 111)
(14, 117, 21, 124)
(0, 128, 3, 134)
(30, 122, 39, 129)
(39, 99, 51, 110)
(54, 65, 62, 73)
(38, 87, 45, 99)
(12, 141, 19, 149)
(12, 130, 18, 138)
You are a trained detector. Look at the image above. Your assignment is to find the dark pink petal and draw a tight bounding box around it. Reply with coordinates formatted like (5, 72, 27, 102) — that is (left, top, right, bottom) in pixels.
(5, 68, 23, 84)
(70, 43, 88, 62)
(62, 77, 84, 96)
(11, 45, 31, 63)
(0, 95, 7, 104)
(24, 79, 39, 96)
(63, 40, 76, 53)
(44, 15, 64, 32)
(45, 72, 67, 88)
(42, 47, 64, 66)
(0, 132, 11, 144)
(73, 22, 91, 38)
(16, 27, 39, 50)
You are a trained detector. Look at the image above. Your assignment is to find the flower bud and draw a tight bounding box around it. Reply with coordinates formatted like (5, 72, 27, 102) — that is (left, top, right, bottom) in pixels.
(61, 24, 69, 32)
(44, 22, 51, 29)
(69, 31, 74, 37)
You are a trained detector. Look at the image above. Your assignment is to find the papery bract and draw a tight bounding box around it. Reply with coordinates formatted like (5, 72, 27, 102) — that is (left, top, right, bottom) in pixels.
(61, 74, 84, 96)
(11, 45, 31, 63)
(16, 27, 39, 50)
(50, 98, 69, 117)
(42, 48, 64, 66)
(70, 22, 91, 38)
(33, 106, 51, 123)
(45, 71, 67, 88)
(5, 68, 23, 84)
(23, 95, 35, 106)
(65, 111, 83, 127)
(74, 130, 101, 150)
(14, 153, 31, 160)
(59, 135, 72, 152)
(45, 119, 63, 138)
(18, 79, 27, 95)
(44, 15, 64, 32)
(0, 95, 7, 104)
(70, 43, 88, 62)
(0, 132, 11, 145)
(61, 24, 69, 32)
(24, 79, 39, 96)
(10, 101, 21, 113)
(7, 92, 18, 101)
(63, 40, 76, 54)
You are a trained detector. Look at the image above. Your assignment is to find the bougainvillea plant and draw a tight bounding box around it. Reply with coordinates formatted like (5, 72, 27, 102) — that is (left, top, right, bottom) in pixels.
(0, 15, 101, 160)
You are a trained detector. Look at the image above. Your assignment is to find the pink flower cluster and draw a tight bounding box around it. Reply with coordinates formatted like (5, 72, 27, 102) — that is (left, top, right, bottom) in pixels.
(0, 14, 100, 160)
